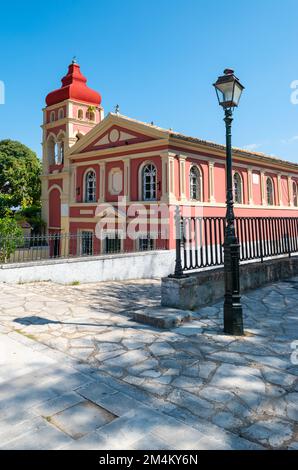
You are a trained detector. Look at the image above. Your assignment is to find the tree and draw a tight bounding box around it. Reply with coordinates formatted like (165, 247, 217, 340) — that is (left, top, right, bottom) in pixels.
(15, 205, 46, 234)
(0, 217, 24, 263)
(0, 140, 41, 216)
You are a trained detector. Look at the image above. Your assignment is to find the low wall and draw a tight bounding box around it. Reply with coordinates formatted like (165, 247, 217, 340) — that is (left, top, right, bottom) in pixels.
(0, 250, 175, 284)
(161, 256, 298, 310)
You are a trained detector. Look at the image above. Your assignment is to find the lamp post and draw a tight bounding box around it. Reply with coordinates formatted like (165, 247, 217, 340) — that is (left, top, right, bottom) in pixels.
(213, 69, 244, 335)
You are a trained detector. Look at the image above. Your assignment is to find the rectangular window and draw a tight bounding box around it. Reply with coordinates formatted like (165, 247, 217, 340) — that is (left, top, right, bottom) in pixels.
(104, 234, 121, 254)
(81, 231, 93, 255)
(138, 236, 154, 251)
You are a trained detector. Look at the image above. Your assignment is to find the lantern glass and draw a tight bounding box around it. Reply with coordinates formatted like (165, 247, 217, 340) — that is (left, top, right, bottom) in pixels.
(232, 81, 243, 106)
(213, 70, 244, 108)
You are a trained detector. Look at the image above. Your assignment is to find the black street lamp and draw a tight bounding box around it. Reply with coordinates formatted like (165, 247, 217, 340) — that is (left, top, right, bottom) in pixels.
(213, 69, 244, 336)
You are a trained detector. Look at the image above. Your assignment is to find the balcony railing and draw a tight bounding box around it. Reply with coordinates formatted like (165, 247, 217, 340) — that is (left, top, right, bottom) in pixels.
(174, 216, 298, 275)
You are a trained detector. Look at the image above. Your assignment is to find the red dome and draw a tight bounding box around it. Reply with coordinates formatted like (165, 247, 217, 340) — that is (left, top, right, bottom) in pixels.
(46, 62, 101, 107)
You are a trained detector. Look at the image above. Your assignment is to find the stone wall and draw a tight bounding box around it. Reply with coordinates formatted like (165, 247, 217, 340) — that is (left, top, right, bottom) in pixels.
(161, 256, 298, 310)
(0, 250, 175, 284)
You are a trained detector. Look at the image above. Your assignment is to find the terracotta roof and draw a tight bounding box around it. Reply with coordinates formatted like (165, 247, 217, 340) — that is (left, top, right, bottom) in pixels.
(109, 113, 298, 170)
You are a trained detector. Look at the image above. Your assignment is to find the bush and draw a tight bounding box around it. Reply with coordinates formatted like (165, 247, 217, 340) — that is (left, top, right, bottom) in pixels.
(15, 205, 46, 234)
(0, 217, 24, 262)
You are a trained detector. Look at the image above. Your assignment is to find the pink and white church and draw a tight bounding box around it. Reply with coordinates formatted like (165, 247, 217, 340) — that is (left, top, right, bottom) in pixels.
(41, 60, 298, 254)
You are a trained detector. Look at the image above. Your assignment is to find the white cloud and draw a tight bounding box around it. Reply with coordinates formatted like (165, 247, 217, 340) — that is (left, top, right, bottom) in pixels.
(243, 143, 262, 151)
(281, 135, 298, 144)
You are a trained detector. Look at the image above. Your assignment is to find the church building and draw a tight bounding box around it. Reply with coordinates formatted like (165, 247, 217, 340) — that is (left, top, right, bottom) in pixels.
(41, 60, 298, 255)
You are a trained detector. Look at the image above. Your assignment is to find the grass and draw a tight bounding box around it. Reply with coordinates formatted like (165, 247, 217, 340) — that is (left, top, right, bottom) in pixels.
(14, 329, 38, 341)
(70, 281, 80, 285)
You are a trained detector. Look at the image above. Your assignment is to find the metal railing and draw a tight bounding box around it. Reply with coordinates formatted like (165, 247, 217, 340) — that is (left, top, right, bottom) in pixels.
(0, 232, 168, 265)
(175, 216, 298, 274)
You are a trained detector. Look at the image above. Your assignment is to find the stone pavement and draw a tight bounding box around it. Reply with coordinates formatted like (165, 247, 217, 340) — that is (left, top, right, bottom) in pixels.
(0, 278, 297, 449)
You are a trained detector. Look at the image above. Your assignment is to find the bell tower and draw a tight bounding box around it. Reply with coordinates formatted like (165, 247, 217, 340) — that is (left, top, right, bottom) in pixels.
(42, 59, 103, 169)
(41, 59, 103, 231)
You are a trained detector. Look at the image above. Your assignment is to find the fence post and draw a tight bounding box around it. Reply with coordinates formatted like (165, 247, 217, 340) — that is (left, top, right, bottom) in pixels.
(170, 206, 186, 278)
(286, 218, 291, 258)
(258, 218, 264, 263)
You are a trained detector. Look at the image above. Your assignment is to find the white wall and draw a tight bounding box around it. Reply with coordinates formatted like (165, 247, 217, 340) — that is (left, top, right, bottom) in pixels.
(0, 250, 176, 284)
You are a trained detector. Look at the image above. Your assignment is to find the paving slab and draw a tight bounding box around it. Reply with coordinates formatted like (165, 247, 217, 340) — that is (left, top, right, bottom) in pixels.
(0, 278, 297, 449)
(128, 306, 193, 328)
(49, 400, 116, 439)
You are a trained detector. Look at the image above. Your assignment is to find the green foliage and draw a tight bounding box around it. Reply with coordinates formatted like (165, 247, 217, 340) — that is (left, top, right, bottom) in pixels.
(0, 139, 41, 214)
(15, 205, 46, 234)
(0, 217, 24, 262)
(87, 105, 96, 112)
(0, 194, 14, 218)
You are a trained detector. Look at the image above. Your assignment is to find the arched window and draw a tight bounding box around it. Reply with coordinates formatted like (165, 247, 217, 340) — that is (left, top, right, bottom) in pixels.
(58, 142, 64, 164)
(266, 177, 274, 206)
(85, 170, 96, 202)
(78, 109, 83, 119)
(233, 172, 243, 204)
(47, 135, 56, 166)
(58, 108, 64, 120)
(189, 166, 202, 201)
(142, 163, 157, 201)
(50, 111, 55, 123)
(57, 134, 65, 164)
(86, 110, 95, 121)
(293, 181, 298, 207)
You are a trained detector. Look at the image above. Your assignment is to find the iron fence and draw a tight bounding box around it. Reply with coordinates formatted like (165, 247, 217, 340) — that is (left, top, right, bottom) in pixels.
(178, 216, 298, 273)
(0, 231, 168, 265)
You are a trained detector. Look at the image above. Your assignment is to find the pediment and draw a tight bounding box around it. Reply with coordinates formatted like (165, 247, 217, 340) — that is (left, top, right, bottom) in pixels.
(81, 125, 154, 153)
(68, 113, 168, 156)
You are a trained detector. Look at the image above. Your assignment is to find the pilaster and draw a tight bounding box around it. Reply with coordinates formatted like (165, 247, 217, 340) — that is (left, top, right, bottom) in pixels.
(247, 167, 253, 205)
(208, 160, 215, 203)
(98, 162, 106, 202)
(277, 173, 282, 206)
(288, 175, 293, 206)
(260, 171, 266, 205)
(178, 155, 187, 202)
(123, 158, 130, 202)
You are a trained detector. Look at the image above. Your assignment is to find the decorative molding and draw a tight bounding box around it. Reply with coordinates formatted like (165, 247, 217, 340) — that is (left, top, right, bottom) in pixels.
(70, 139, 167, 160)
(48, 184, 62, 194)
(80, 209, 94, 215)
(108, 167, 123, 195)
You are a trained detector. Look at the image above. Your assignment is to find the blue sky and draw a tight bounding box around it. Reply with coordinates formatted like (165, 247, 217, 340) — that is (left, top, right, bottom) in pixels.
(1, 0, 298, 162)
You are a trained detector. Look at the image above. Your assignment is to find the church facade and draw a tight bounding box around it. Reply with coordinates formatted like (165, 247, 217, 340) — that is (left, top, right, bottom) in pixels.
(41, 61, 298, 255)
